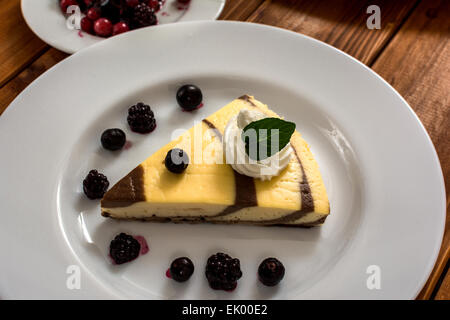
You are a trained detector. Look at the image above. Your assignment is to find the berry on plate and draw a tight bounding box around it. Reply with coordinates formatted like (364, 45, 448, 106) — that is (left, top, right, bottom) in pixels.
(83, 169, 109, 199)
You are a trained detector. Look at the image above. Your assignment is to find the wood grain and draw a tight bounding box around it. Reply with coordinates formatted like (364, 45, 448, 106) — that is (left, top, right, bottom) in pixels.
(434, 259, 449, 299)
(0, 48, 68, 115)
(247, 0, 420, 65)
(370, 0, 449, 299)
(219, 0, 265, 21)
(0, 0, 48, 87)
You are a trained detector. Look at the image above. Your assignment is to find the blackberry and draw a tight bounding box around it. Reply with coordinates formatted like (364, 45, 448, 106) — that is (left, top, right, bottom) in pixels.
(258, 257, 285, 286)
(165, 149, 189, 174)
(100, 0, 123, 23)
(176, 85, 203, 111)
(83, 170, 109, 199)
(109, 233, 141, 264)
(132, 3, 157, 28)
(170, 257, 195, 282)
(101, 128, 126, 151)
(205, 252, 242, 291)
(127, 102, 156, 133)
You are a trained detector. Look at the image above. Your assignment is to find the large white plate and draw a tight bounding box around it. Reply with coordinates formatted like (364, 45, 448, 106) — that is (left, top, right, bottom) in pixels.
(0, 21, 445, 299)
(21, 0, 225, 54)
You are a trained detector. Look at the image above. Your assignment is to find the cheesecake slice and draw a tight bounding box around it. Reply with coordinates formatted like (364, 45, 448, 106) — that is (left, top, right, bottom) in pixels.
(101, 95, 330, 227)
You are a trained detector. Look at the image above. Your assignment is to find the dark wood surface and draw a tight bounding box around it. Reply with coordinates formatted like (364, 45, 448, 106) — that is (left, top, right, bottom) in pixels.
(0, 0, 448, 299)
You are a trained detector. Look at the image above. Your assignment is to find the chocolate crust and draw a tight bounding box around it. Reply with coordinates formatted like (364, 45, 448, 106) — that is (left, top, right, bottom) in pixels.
(101, 212, 327, 228)
(101, 165, 146, 208)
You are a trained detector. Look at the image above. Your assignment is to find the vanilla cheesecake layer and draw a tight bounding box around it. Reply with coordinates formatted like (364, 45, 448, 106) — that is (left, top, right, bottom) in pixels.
(101, 95, 330, 226)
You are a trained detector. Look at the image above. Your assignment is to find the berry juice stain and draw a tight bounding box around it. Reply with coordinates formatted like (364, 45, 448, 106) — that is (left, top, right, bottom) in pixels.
(124, 140, 132, 150)
(181, 103, 203, 112)
(78, 31, 84, 38)
(166, 268, 172, 278)
(177, 0, 191, 11)
(134, 235, 149, 255)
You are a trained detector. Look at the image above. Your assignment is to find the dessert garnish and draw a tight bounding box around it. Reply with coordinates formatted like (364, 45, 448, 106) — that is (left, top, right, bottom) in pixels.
(242, 117, 295, 160)
(176, 85, 203, 111)
(224, 108, 295, 180)
(83, 169, 109, 199)
(127, 102, 156, 133)
(101, 128, 126, 151)
(169, 257, 195, 282)
(205, 253, 242, 291)
(258, 257, 285, 286)
(165, 148, 189, 173)
(109, 233, 141, 264)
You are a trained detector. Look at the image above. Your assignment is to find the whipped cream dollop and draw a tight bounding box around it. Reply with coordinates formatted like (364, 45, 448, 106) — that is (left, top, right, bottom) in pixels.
(223, 108, 293, 181)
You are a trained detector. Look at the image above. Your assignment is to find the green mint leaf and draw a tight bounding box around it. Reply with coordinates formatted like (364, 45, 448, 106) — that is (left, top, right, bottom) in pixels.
(241, 117, 296, 161)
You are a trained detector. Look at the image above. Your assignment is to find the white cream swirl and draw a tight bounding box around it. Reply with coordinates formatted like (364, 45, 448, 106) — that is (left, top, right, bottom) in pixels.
(224, 108, 292, 181)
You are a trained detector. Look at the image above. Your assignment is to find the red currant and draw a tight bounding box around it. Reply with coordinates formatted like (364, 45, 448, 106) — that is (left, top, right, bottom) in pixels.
(80, 17, 94, 34)
(60, 0, 78, 13)
(113, 22, 130, 36)
(86, 8, 101, 21)
(94, 18, 113, 37)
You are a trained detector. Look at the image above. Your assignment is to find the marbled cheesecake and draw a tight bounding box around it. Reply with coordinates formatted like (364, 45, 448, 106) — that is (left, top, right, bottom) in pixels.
(101, 95, 330, 226)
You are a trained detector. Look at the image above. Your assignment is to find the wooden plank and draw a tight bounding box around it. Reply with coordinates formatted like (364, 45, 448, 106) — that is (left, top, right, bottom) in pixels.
(434, 261, 449, 300)
(0, 0, 49, 87)
(370, 0, 449, 300)
(219, 0, 265, 21)
(247, 0, 420, 65)
(0, 48, 68, 115)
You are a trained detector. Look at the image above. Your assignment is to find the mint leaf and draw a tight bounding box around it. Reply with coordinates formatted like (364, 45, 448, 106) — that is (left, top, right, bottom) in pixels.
(241, 118, 296, 161)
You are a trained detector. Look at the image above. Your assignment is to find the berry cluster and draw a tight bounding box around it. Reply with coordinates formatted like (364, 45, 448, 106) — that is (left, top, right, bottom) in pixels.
(60, 0, 163, 38)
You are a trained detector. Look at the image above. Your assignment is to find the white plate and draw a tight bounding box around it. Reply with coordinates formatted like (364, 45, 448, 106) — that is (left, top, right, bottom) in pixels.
(0, 21, 445, 299)
(21, 0, 225, 54)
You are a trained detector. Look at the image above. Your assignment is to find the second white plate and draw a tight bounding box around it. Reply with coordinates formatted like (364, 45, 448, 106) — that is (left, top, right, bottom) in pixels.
(21, 0, 225, 53)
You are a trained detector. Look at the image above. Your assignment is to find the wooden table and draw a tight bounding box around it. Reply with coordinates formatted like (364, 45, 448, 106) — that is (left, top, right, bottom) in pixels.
(0, 0, 448, 299)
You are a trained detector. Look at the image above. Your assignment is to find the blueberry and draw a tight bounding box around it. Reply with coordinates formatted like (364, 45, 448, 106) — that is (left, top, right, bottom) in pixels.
(83, 170, 109, 199)
(258, 257, 285, 286)
(176, 84, 203, 111)
(101, 128, 126, 151)
(169, 257, 195, 282)
(165, 148, 189, 174)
